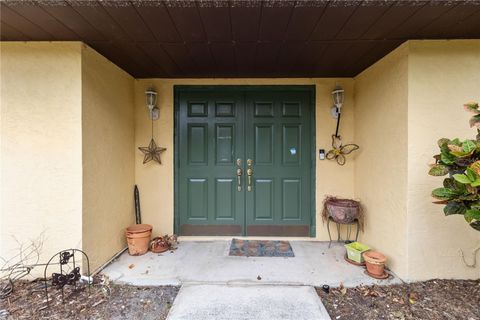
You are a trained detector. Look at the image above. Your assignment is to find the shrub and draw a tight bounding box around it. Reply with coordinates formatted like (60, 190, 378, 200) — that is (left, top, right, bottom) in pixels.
(428, 102, 480, 231)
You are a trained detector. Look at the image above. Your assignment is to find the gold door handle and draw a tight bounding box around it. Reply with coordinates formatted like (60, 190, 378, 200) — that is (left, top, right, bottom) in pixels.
(247, 159, 253, 192)
(236, 168, 243, 191)
(236, 158, 242, 191)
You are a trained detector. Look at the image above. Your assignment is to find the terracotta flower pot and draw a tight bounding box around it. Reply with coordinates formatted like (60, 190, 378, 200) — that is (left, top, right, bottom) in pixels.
(150, 237, 169, 253)
(126, 224, 152, 256)
(363, 251, 387, 276)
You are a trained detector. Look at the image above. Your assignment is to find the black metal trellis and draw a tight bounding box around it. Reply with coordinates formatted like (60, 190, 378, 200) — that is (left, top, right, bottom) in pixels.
(43, 249, 91, 304)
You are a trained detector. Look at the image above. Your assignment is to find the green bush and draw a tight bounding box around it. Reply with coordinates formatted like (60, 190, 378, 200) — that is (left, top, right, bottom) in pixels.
(428, 102, 480, 231)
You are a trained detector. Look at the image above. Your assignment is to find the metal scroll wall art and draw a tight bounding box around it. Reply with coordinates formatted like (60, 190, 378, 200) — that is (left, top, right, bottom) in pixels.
(43, 249, 91, 304)
(326, 135, 359, 166)
(326, 86, 359, 166)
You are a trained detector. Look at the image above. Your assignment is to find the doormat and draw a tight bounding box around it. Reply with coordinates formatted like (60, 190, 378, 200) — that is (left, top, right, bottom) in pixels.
(229, 239, 294, 257)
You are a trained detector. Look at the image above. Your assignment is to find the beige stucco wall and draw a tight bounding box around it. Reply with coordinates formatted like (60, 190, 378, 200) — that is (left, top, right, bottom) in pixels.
(354, 40, 480, 280)
(0, 42, 83, 274)
(0, 42, 135, 274)
(407, 40, 480, 280)
(81, 45, 135, 271)
(354, 44, 409, 279)
(134, 78, 355, 240)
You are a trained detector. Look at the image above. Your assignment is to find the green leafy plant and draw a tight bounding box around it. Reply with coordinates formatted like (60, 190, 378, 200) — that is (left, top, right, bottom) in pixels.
(428, 102, 480, 231)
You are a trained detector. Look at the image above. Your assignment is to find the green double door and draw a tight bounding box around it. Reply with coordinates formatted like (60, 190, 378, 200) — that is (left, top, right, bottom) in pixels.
(176, 86, 314, 236)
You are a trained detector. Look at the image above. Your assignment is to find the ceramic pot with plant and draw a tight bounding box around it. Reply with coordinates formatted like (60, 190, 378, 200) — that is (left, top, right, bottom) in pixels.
(363, 251, 387, 277)
(322, 196, 364, 228)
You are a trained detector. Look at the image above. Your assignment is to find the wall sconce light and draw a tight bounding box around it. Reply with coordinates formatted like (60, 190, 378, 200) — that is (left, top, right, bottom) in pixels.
(138, 87, 166, 165)
(326, 84, 359, 165)
(330, 85, 344, 119)
(145, 88, 159, 120)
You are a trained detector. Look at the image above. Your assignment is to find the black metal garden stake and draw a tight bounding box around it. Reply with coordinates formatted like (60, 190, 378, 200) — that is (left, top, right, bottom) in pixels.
(135, 185, 142, 224)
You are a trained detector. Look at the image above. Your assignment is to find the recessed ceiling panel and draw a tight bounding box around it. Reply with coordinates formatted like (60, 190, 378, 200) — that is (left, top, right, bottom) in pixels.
(2, 0, 479, 78)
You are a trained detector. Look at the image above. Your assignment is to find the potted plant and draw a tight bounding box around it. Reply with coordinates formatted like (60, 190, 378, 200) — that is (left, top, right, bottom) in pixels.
(428, 102, 480, 232)
(322, 196, 364, 227)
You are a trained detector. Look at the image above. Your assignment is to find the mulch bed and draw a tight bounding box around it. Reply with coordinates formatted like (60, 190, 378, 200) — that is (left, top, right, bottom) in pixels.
(317, 279, 480, 320)
(0, 276, 179, 320)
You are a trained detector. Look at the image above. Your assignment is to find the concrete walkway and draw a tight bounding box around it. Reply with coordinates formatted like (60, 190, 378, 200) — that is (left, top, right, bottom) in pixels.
(166, 284, 331, 320)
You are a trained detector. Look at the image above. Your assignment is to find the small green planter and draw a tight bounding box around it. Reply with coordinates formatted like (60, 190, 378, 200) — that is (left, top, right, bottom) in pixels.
(345, 242, 370, 263)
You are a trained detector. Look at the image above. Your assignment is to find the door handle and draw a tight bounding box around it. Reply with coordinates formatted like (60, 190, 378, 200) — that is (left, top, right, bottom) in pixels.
(247, 159, 253, 192)
(236, 158, 242, 191)
(236, 168, 243, 191)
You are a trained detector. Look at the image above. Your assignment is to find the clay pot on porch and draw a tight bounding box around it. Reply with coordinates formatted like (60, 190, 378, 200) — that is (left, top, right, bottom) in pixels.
(126, 224, 153, 256)
(324, 198, 361, 224)
(363, 251, 387, 277)
(150, 236, 169, 253)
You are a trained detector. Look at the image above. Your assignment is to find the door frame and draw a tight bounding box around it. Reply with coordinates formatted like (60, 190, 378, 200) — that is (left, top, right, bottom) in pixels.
(174, 85, 316, 237)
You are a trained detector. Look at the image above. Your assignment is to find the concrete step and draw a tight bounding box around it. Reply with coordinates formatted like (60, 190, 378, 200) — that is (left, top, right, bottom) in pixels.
(166, 284, 331, 320)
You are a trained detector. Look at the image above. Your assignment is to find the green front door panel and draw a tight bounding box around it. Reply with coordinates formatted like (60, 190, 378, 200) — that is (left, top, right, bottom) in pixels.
(176, 86, 314, 236)
(245, 91, 312, 236)
(178, 89, 245, 236)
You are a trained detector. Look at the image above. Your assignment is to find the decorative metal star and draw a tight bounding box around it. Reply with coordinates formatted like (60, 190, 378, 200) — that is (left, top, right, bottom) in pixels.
(138, 138, 166, 164)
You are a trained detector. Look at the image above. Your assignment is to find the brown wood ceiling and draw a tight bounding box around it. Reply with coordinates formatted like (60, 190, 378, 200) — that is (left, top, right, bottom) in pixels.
(2, 0, 480, 78)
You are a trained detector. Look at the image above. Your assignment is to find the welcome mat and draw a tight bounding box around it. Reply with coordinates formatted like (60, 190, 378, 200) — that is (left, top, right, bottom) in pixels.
(229, 239, 295, 257)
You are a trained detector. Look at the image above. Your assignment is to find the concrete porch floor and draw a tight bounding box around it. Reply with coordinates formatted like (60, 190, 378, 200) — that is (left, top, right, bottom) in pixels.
(103, 240, 402, 288)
